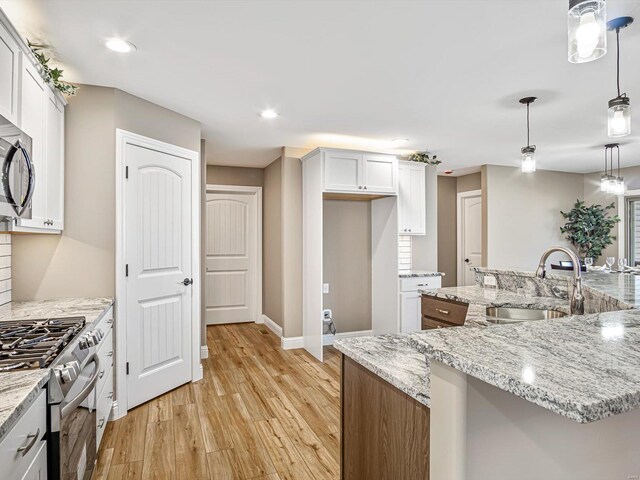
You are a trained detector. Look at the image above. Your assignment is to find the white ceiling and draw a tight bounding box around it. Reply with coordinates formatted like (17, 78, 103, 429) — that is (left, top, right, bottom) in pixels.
(1, 0, 639, 173)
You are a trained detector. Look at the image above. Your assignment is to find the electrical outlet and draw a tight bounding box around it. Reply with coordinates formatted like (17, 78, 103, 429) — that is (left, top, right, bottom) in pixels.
(323, 283, 329, 294)
(483, 275, 497, 287)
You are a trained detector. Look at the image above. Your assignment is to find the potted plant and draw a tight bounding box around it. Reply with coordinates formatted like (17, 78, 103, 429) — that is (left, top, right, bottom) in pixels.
(560, 200, 620, 263)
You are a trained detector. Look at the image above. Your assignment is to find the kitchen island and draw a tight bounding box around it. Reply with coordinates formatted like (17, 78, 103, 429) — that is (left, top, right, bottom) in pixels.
(335, 269, 640, 480)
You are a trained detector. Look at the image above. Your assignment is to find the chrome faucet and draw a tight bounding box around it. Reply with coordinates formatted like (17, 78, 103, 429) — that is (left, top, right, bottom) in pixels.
(535, 246, 584, 315)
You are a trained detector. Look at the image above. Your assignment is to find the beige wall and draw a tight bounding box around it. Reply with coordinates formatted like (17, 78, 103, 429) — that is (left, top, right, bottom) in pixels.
(484, 165, 584, 270)
(437, 176, 457, 287)
(263, 157, 283, 327)
(281, 155, 303, 337)
(457, 172, 481, 193)
(12, 85, 201, 301)
(323, 200, 372, 332)
(206, 165, 264, 187)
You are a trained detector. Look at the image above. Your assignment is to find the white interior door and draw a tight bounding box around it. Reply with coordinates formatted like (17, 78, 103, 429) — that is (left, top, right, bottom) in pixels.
(205, 191, 257, 324)
(458, 192, 482, 286)
(125, 140, 194, 409)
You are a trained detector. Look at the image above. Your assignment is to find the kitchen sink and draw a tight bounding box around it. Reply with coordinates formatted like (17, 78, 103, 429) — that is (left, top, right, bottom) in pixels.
(485, 307, 567, 324)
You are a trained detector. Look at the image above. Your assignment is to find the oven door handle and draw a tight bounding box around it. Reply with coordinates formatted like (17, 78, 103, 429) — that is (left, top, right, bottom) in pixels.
(60, 353, 100, 418)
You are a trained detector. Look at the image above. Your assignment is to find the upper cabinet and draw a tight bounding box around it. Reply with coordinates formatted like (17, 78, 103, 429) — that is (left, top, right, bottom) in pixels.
(323, 149, 398, 195)
(0, 10, 66, 233)
(398, 161, 426, 235)
(0, 21, 19, 124)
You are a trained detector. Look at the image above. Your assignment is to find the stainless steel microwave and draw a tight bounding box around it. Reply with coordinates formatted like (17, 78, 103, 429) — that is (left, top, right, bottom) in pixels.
(0, 113, 35, 219)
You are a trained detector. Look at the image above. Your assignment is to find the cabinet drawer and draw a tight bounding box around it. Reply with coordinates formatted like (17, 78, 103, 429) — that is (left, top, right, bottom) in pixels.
(94, 306, 114, 333)
(96, 367, 114, 449)
(400, 276, 441, 292)
(422, 296, 468, 325)
(96, 329, 113, 396)
(422, 316, 455, 330)
(0, 389, 46, 478)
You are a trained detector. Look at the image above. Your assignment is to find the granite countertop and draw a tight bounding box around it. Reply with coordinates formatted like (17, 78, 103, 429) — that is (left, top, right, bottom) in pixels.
(0, 297, 114, 443)
(399, 270, 445, 278)
(409, 309, 640, 423)
(334, 334, 430, 406)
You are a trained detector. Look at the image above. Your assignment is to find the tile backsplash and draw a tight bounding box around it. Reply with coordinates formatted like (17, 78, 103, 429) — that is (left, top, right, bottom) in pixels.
(0, 234, 10, 306)
(398, 235, 412, 272)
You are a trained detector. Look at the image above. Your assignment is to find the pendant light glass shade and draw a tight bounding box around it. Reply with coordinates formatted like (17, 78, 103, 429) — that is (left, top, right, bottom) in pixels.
(608, 98, 631, 136)
(521, 147, 536, 173)
(568, 0, 607, 63)
(601, 144, 624, 195)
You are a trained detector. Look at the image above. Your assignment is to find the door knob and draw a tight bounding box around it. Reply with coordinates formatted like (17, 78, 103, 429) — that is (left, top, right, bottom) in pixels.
(179, 278, 193, 286)
(465, 258, 470, 263)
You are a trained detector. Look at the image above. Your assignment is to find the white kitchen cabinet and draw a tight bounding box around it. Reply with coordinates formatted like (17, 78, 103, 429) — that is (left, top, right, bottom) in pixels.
(95, 306, 114, 450)
(399, 275, 441, 333)
(398, 161, 426, 235)
(0, 20, 20, 124)
(0, 11, 66, 234)
(324, 150, 361, 192)
(17, 58, 46, 230)
(20, 441, 47, 480)
(322, 149, 398, 195)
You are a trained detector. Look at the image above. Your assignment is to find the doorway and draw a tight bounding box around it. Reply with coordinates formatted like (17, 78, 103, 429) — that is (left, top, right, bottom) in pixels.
(457, 190, 482, 286)
(115, 130, 201, 415)
(205, 185, 262, 325)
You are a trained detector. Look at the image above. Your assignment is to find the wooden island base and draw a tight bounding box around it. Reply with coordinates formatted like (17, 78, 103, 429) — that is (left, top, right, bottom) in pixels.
(341, 356, 430, 480)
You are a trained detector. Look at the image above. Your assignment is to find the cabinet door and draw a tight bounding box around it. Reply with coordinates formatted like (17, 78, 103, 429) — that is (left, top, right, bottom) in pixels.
(324, 151, 362, 192)
(406, 164, 426, 235)
(17, 58, 46, 229)
(363, 154, 397, 194)
(20, 441, 47, 480)
(400, 292, 420, 333)
(398, 163, 410, 233)
(0, 22, 20, 124)
(45, 88, 64, 230)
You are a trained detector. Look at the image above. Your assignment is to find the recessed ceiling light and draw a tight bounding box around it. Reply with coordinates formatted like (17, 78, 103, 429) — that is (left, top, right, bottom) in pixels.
(260, 109, 279, 119)
(392, 138, 410, 144)
(105, 38, 137, 53)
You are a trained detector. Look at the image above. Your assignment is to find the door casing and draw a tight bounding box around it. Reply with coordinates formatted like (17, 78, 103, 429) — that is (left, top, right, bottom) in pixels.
(457, 189, 483, 286)
(114, 129, 201, 419)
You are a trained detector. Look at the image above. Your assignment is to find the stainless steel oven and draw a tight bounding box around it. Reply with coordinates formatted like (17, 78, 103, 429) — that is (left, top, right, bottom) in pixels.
(48, 334, 102, 480)
(0, 112, 35, 219)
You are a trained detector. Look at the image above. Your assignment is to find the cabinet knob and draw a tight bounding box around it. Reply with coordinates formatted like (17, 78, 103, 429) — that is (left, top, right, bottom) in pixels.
(363, 186, 367, 190)
(358, 186, 362, 189)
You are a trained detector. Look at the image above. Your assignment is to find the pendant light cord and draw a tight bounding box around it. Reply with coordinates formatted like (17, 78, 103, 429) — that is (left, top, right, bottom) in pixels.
(526, 102, 531, 147)
(616, 28, 621, 98)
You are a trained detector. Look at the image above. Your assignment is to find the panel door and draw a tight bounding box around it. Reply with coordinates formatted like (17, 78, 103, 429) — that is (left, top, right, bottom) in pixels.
(17, 59, 46, 229)
(398, 164, 410, 233)
(406, 164, 426, 235)
(363, 154, 397, 194)
(0, 23, 19, 124)
(400, 292, 421, 333)
(125, 142, 193, 409)
(324, 151, 362, 192)
(205, 192, 257, 324)
(460, 194, 482, 286)
(44, 88, 64, 230)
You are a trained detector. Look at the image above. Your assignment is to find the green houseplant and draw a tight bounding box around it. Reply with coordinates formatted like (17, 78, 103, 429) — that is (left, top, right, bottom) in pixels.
(406, 150, 441, 165)
(28, 41, 78, 96)
(560, 200, 620, 261)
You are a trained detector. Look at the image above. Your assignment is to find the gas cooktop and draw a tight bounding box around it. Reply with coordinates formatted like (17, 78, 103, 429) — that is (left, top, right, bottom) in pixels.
(0, 317, 86, 371)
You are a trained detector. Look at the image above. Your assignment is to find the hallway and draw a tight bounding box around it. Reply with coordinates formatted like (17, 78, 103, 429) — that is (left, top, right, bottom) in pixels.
(95, 323, 341, 479)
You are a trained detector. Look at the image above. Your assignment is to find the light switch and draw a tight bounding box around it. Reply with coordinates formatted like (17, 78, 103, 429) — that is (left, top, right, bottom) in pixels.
(323, 283, 329, 294)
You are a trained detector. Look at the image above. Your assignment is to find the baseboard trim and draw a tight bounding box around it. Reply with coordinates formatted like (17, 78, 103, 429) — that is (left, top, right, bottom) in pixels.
(200, 345, 209, 359)
(262, 314, 283, 337)
(281, 336, 304, 350)
(111, 401, 123, 420)
(323, 330, 374, 346)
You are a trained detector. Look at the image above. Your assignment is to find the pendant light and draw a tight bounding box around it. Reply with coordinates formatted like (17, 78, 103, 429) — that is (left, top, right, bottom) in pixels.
(568, 0, 607, 63)
(601, 143, 624, 195)
(607, 16, 634, 137)
(519, 97, 537, 173)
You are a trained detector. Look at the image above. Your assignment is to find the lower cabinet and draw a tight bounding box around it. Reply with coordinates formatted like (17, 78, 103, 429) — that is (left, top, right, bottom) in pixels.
(421, 296, 468, 330)
(95, 307, 114, 450)
(0, 389, 47, 480)
(341, 356, 430, 480)
(400, 276, 442, 333)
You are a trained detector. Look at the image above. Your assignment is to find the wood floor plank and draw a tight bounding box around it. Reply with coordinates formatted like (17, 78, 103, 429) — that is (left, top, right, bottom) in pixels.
(141, 420, 175, 480)
(99, 324, 341, 480)
(174, 403, 210, 479)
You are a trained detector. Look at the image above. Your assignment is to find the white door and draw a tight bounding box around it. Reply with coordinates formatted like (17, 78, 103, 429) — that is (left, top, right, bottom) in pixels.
(44, 89, 64, 230)
(205, 191, 257, 324)
(0, 23, 19, 124)
(400, 292, 420, 333)
(324, 151, 362, 192)
(363, 154, 397, 194)
(398, 162, 426, 234)
(125, 139, 194, 409)
(458, 192, 482, 286)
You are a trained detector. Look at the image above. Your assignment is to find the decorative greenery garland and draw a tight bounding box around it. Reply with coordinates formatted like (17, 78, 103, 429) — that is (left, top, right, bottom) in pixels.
(405, 150, 441, 165)
(28, 41, 78, 96)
